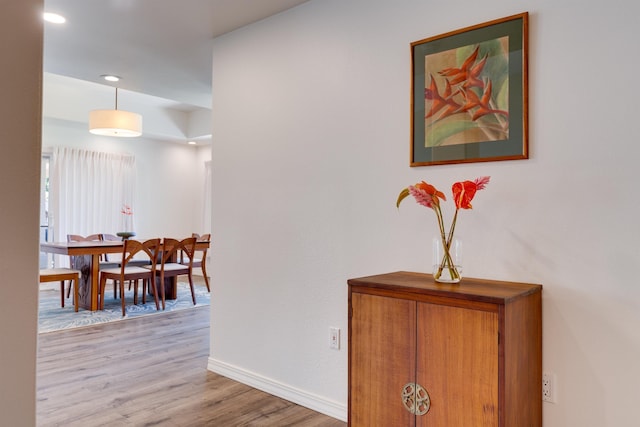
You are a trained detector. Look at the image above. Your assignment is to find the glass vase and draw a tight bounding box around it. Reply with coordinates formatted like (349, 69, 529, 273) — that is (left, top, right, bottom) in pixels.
(432, 234, 462, 283)
(122, 215, 133, 233)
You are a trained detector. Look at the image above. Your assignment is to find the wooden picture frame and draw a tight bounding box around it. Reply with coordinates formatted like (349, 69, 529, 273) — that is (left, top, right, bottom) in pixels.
(410, 12, 528, 167)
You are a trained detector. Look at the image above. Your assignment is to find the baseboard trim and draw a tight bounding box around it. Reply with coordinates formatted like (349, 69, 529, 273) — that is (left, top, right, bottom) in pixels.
(207, 357, 347, 422)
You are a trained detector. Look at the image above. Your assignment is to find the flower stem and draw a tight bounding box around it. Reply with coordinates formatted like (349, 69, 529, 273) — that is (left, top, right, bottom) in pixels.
(435, 208, 460, 281)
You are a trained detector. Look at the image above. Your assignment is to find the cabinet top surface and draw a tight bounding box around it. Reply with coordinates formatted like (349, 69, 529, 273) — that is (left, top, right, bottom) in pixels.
(348, 271, 541, 303)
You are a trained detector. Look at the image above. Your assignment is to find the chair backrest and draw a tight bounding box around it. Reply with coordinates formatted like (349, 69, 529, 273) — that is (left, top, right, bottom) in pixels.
(67, 234, 102, 242)
(191, 233, 211, 242)
(196, 233, 210, 258)
(182, 233, 210, 263)
(101, 234, 120, 242)
(162, 237, 197, 269)
(101, 234, 121, 261)
(120, 238, 161, 273)
(67, 234, 104, 263)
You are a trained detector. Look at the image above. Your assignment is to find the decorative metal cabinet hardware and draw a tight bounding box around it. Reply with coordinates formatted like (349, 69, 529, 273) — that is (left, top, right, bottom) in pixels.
(401, 382, 431, 415)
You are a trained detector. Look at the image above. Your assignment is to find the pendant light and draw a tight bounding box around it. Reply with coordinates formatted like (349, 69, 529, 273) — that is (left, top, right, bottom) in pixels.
(89, 87, 142, 137)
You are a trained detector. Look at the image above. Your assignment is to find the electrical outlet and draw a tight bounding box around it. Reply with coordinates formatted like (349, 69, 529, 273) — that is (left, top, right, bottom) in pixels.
(329, 327, 340, 350)
(542, 371, 556, 403)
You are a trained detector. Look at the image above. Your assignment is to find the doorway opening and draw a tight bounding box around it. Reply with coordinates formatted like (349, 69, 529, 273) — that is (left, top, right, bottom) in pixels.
(39, 153, 53, 268)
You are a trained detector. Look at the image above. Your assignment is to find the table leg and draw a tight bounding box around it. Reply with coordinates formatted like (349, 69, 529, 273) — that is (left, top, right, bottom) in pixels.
(166, 276, 178, 299)
(152, 276, 178, 300)
(90, 254, 100, 310)
(72, 254, 101, 310)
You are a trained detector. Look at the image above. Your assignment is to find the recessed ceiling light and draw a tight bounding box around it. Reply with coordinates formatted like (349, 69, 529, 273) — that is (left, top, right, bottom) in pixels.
(187, 141, 197, 145)
(101, 75, 121, 82)
(43, 12, 66, 24)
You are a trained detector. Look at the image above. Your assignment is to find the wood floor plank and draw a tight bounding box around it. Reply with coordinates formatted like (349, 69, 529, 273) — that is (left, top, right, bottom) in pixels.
(37, 304, 345, 426)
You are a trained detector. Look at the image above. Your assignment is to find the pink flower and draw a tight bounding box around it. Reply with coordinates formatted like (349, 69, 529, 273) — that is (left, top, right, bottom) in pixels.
(474, 176, 491, 190)
(398, 180, 446, 210)
(121, 205, 133, 216)
(408, 185, 437, 209)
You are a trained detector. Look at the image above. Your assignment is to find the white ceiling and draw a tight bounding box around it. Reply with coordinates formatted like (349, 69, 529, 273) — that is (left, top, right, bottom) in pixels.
(43, 0, 310, 142)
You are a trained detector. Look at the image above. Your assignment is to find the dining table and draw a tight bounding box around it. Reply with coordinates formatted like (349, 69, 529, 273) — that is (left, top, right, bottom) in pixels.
(40, 239, 210, 311)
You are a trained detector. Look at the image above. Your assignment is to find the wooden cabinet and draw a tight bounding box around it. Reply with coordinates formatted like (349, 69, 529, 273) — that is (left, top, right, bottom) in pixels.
(347, 271, 542, 427)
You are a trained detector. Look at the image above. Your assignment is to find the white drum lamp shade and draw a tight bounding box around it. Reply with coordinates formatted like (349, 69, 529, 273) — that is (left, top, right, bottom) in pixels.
(89, 109, 142, 137)
(89, 87, 142, 137)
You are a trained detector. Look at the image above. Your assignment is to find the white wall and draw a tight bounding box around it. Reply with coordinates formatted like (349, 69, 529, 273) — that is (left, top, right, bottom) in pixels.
(42, 118, 211, 239)
(0, 1, 42, 425)
(209, 0, 640, 425)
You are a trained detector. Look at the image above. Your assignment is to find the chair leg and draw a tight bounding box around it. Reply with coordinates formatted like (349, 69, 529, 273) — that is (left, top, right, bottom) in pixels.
(60, 281, 65, 308)
(109, 280, 119, 308)
(73, 277, 79, 312)
(142, 279, 147, 303)
(159, 273, 166, 310)
(121, 280, 126, 316)
(188, 272, 196, 305)
(148, 278, 160, 311)
(200, 262, 211, 292)
(99, 276, 105, 310)
(139, 280, 143, 304)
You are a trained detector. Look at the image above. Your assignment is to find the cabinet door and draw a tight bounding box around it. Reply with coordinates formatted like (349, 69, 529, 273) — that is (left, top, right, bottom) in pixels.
(416, 303, 498, 427)
(350, 293, 416, 427)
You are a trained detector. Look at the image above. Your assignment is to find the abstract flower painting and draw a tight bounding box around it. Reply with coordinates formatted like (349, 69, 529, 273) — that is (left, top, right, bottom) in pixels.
(410, 13, 528, 166)
(424, 37, 509, 147)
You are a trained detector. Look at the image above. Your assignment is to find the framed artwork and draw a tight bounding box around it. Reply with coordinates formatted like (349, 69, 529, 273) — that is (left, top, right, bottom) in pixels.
(410, 12, 529, 167)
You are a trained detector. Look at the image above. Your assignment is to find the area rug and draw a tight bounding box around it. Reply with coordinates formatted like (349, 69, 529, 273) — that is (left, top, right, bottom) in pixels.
(38, 281, 210, 333)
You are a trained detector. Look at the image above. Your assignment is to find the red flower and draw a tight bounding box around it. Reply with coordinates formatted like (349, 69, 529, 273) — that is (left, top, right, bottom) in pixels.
(452, 176, 490, 209)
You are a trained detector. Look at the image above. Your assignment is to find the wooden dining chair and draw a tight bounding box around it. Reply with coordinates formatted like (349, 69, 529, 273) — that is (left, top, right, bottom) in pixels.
(39, 268, 81, 312)
(148, 237, 197, 309)
(103, 233, 150, 267)
(98, 238, 161, 316)
(179, 233, 211, 292)
(102, 233, 140, 298)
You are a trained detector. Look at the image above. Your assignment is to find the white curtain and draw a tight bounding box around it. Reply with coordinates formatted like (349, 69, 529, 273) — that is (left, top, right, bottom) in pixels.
(49, 147, 136, 265)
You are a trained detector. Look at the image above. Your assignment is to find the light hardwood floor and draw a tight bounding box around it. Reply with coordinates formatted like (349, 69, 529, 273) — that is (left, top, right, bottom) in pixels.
(37, 303, 346, 426)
